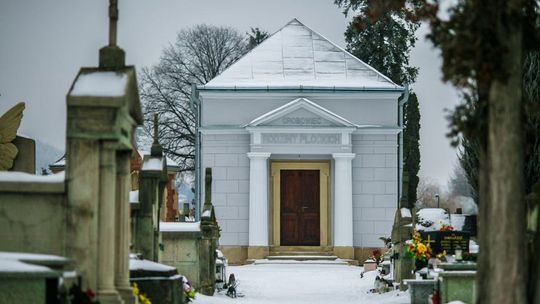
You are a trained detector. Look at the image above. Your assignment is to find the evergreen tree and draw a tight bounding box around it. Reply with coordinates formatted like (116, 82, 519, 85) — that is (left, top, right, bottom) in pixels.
(403, 92, 420, 208)
(336, 0, 421, 209)
(339, 0, 539, 301)
(247, 27, 269, 50)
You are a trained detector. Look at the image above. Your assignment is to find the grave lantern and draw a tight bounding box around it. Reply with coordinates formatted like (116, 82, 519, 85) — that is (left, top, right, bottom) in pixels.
(215, 250, 227, 290)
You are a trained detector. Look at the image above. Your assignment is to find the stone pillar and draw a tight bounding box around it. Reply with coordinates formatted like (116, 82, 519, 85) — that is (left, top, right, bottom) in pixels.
(97, 142, 122, 303)
(199, 168, 220, 296)
(115, 151, 136, 303)
(136, 166, 163, 262)
(332, 153, 355, 259)
(66, 139, 100, 290)
(247, 152, 271, 260)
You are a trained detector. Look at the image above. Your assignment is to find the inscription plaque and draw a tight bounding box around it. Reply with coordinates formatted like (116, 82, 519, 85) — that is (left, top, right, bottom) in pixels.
(419, 231, 470, 254)
(262, 133, 341, 145)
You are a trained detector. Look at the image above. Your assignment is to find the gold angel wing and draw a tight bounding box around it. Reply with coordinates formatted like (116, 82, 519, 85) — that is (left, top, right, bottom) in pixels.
(0, 102, 25, 170)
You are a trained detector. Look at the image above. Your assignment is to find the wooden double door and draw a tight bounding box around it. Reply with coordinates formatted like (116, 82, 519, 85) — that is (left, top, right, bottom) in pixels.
(280, 169, 320, 246)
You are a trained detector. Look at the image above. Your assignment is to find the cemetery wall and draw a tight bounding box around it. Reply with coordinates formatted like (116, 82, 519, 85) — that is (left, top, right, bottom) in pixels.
(161, 231, 202, 288)
(0, 181, 66, 255)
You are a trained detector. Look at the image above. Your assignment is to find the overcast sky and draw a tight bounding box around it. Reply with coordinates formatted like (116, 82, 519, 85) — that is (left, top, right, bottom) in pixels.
(0, 0, 460, 188)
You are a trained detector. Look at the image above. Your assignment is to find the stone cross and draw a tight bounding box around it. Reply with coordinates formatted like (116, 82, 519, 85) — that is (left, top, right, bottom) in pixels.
(99, 0, 125, 69)
(150, 113, 163, 157)
(108, 0, 118, 47)
(204, 168, 212, 209)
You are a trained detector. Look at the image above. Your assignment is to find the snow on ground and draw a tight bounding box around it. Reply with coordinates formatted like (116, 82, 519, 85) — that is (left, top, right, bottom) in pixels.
(194, 263, 409, 304)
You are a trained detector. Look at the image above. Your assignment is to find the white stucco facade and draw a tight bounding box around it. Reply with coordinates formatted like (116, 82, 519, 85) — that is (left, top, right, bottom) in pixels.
(196, 19, 404, 256)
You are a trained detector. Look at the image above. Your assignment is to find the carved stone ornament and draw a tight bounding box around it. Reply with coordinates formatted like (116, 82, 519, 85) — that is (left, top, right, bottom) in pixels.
(0, 102, 25, 170)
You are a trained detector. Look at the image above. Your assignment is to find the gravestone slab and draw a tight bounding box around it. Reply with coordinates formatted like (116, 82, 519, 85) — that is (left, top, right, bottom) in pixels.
(419, 231, 470, 254)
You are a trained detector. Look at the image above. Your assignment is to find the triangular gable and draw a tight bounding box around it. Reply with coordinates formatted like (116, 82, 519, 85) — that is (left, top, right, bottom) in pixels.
(245, 98, 357, 128)
(204, 19, 401, 90)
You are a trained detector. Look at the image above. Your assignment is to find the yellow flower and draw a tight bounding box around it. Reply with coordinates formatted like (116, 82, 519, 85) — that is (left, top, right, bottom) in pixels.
(417, 243, 427, 254)
(132, 283, 139, 296)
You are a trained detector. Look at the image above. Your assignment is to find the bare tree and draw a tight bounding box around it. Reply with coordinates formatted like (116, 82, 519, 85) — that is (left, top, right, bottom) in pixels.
(139, 24, 249, 172)
(416, 177, 456, 211)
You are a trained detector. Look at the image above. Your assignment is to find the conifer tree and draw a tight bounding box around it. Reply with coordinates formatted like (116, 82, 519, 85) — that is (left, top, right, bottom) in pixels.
(336, 0, 421, 209)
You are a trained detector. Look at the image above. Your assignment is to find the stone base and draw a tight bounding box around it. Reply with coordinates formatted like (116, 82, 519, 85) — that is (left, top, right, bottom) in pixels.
(333, 246, 354, 259)
(247, 246, 269, 260)
(353, 247, 385, 263)
(97, 289, 123, 304)
(117, 286, 137, 304)
(220, 246, 391, 264)
(219, 246, 248, 265)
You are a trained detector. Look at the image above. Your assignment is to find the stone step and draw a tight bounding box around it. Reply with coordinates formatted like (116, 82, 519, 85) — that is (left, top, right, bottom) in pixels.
(269, 251, 336, 256)
(270, 246, 334, 252)
(266, 255, 339, 261)
(254, 259, 349, 265)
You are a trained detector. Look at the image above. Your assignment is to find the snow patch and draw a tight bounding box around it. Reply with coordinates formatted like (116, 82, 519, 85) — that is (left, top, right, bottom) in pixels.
(400, 208, 412, 218)
(195, 263, 410, 304)
(469, 240, 479, 254)
(71, 72, 127, 97)
(160, 222, 200, 232)
(416, 208, 450, 231)
(0, 259, 52, 273)
(0, 252, 68, 273)
(0, 171, 64, 183)
(142, 157, 162, 171)
(450, 214, 466, 231)
(129, 258, 176, 272)
(130, 190, 139, 204)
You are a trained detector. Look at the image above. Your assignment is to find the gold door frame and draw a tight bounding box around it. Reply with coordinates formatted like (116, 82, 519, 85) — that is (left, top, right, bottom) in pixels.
(270, 161, 330, 247)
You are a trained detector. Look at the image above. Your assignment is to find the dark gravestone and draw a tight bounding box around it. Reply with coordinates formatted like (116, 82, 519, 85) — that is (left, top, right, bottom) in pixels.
(462, 215, 477, 237)
(419, 231, 470, 254)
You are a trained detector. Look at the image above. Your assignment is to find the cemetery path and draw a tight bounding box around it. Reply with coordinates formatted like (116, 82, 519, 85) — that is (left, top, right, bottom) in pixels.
(194, 263, 410, 304)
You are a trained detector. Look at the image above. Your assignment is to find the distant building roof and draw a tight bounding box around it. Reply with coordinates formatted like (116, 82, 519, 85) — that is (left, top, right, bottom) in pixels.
(200, 19, 402, 91)
(49, 151, 180, 173)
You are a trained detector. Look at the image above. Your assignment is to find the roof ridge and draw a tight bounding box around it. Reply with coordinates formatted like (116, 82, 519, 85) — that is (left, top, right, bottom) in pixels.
(204, 18, 402, 90)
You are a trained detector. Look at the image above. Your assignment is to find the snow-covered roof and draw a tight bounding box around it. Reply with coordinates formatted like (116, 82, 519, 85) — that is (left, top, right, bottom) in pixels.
(138, 150, 180, 172)
(70, 71, 128, 97)
(141, 156, 163, 171)
(201, 19, 402, 91)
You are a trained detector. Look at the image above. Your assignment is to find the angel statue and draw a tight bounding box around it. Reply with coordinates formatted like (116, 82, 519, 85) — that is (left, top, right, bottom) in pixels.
(0, 102, 25, 170)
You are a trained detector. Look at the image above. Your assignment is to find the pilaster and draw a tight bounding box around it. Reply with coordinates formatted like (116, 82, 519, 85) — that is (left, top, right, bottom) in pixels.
(115, 151, 136, 303)
(97, 142, 122, 303)
(332, 153, 355, 248)
(247, 152, 271, 255)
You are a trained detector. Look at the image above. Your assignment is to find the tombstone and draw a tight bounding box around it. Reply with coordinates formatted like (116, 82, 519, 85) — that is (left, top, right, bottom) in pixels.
(391, 207, 415, 289)
(11, 136, 36, 174)
(199, 168, 220, 295)
(129, 255, 185, 304)
(419, 231, 471, 255)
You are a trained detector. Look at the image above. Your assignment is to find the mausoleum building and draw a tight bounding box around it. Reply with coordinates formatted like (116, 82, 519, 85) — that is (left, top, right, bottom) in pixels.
(196, 19, 405, 262)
